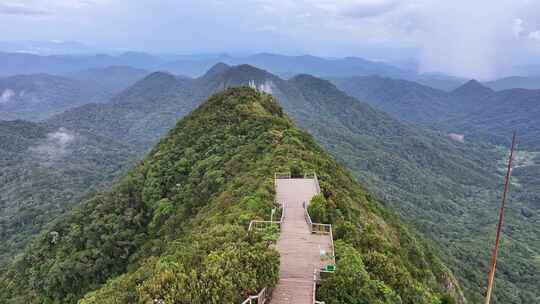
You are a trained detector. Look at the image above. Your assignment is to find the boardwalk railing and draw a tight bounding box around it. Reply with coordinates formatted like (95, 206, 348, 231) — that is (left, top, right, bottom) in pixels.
(304, 172, 321, 194)
(303, 201, 313, 228)
(244, 172, 329, 304)
(313, 270, 325, 304)
(303, 202, 336, 266)
(312, 270, 336, 304)
(274, 172, 291, 179)
(243, 174, 286, 303)
(241, 287, 272, 304)
(248, 220, 280, 231)
(312, 223, 331, 235)
(248, 203, 285, 231)
(304, 172, 335, 304)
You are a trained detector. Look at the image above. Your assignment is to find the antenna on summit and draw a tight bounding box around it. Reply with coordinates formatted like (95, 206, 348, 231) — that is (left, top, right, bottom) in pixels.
(484, 131, 517, 304)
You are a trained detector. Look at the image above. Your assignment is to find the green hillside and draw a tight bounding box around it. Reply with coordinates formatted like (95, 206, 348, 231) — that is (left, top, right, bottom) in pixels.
(331, 74, 540, 302)
(39, 64, 539, 302)
(1, 88, 462, 303)
(49, 72, 198, 149)
(0, 120, 135, 266)
(4, 63, 536, 302)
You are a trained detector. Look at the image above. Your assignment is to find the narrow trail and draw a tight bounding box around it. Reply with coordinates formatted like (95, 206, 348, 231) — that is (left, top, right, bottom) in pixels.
(270, 178, 332, 304)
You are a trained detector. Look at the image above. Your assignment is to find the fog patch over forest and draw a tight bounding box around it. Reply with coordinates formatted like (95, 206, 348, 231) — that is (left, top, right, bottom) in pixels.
(29, 128, 77, 163)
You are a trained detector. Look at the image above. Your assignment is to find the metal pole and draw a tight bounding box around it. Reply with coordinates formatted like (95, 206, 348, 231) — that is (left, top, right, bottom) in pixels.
(485, 132, 517, 304)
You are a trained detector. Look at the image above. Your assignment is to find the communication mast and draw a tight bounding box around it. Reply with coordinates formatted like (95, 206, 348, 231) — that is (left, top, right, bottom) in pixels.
(484, 132, 517, 304)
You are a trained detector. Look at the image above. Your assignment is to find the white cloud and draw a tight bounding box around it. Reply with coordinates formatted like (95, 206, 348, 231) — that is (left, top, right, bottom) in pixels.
(0, 2, 49, 15)
(528, 30, 540, 41)
(509, 16, 540, 43)
(513, 18, 524, 37)
(0, 0, 107, 16)
(248, 79, 274, 94)
(247, 0, 539, 79)
(290, 0, 402, 18)
(0, 89, 15, 103)
(49, 129, 75, 146)
(413, 0, 536, 80)
(30, 128, 76, 162)
(449, 133, 465, 143)
(255, 25, 278, 32)
(2, 0, 540, 78)
(339, 0, 402, 18)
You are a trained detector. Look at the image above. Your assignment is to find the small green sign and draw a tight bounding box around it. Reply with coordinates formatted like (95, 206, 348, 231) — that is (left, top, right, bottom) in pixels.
(325, 264, 336, 272)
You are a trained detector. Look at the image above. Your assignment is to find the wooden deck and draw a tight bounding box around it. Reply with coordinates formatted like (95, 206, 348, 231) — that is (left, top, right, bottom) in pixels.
(270, 178, 332, 304)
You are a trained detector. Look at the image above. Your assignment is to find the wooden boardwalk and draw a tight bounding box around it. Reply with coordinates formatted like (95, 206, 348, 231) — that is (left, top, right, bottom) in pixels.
(270, 178, 333, 304)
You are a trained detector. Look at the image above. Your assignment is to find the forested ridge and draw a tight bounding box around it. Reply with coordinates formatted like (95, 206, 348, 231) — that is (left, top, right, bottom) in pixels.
(2, 63, 538, 303)
(1, 88, 462, 303)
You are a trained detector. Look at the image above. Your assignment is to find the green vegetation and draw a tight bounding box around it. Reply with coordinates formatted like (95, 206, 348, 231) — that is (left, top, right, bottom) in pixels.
(318, 241, 403, 304)
(307, 190, 463, 304)
(0, 120, 135, 267)
(4, 63, 537, 303)
(48, 72, 198, 149)
(296, 76, 540, 304)
(1, 88, 462, 303)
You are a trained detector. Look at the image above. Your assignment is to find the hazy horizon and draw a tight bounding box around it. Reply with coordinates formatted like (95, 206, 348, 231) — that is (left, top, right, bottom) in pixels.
(1, 0, 540, 80)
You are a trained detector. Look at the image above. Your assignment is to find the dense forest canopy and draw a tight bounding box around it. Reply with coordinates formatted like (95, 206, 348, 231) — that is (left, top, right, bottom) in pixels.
(0, 88, 462, 303)
(0, 120, 135, 266)
(1, 63, 538, 303)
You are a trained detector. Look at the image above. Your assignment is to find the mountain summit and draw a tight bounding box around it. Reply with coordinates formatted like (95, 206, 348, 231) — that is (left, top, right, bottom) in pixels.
(451, 79, 494, 97)
(1, 87, 463, 303)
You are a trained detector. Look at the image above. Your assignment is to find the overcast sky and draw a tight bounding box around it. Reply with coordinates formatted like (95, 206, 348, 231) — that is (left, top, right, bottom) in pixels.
(1, 0, 540, 79)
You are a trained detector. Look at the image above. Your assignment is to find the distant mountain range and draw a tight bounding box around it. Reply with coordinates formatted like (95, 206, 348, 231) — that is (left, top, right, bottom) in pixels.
(67, 65, 149, 94)
(0, 51, 162, 76)
(160, 53, 413, 78)
(485, 76, 540, 90)
(0, 66, 148, 121)
(0, 74, 102, 121)
(0, 40, 107, 55)
(2, 50, 540, 92)
(333, 76, 540, 150)
(0, 50, 415, 79)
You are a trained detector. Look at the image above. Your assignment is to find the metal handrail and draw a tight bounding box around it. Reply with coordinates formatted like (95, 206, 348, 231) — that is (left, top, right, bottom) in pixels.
(248, 220, 281, 231)
(311, 223, 331, 234)
(328, 226, 336, 265)
(243, 210, 279, 303)
(305, 174, 336, 304)
(241, 287, 271, 304)
(312, 269, 326, 304)
(303, 202, 336, 266)
(248, 202, 285, 231)
(313, 173, 321, 194)
(274, 172, 291, 179)
(303, 201, 313, 230)
(304, 172, 321, 194)
(280, 201, 286, 222)
(243, 172, 327, 303)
